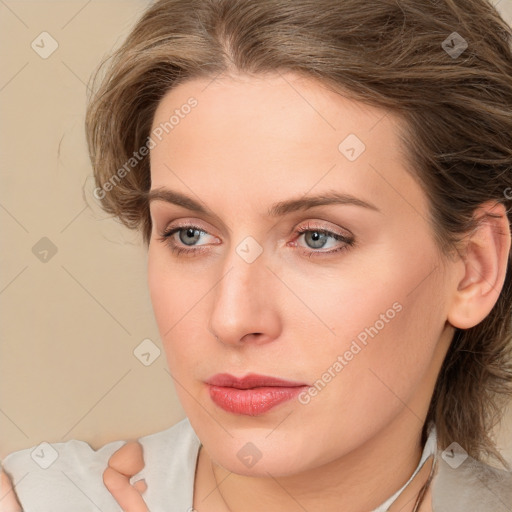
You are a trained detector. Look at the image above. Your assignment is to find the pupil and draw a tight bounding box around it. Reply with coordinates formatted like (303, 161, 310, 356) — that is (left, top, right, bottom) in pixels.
(180, 228, 200, 245)
(307, 231, 326, 249)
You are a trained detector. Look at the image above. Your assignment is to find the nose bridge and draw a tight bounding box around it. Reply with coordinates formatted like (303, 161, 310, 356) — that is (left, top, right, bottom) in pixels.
(209, 236, 275, 344)
(220, 233, 267, 299)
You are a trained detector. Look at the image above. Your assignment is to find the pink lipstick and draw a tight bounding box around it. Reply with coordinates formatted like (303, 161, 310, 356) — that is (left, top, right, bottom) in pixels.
(205, 373, 308, 416)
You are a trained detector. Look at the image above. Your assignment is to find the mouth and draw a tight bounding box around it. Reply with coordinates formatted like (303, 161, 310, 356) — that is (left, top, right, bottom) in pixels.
(205, 373, 309, 416)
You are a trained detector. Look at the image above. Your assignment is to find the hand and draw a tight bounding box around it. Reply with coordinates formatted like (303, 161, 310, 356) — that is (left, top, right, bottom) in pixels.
(0, 470, 22, 512)
(1, 441, 148, 512)
(103, 441, 148, 512)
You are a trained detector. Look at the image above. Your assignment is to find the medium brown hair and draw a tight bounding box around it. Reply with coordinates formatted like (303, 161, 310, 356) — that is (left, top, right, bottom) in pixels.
(85, 0, 512, 467)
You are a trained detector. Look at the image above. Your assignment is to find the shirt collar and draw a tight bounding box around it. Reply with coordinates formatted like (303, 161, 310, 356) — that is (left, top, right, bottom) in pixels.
(372, 422, 437, 512)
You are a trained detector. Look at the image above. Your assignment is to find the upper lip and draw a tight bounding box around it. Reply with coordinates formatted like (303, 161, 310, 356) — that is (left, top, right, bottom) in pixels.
(205, 373, 308, 389)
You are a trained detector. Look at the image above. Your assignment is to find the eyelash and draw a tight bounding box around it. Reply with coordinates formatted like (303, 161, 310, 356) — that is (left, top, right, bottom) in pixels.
(157, 222, 355, 259)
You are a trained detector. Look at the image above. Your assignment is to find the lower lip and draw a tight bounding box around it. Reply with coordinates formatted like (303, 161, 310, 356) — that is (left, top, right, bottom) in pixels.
(208, 385, 306, 415)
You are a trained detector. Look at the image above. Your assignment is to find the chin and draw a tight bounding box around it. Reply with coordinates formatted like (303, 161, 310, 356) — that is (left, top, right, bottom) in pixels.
(213, 451, 308, 478)
(203, 429, 324, 477)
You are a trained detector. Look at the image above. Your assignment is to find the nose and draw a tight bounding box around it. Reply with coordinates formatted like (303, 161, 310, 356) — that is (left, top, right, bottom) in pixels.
(208, 244, 281, 347)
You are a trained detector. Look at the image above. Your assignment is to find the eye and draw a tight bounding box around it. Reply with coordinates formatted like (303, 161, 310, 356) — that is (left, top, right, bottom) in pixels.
(293, 222, 355, 257)
(156, 221, 355, 259)
(157, 223, 218, 257)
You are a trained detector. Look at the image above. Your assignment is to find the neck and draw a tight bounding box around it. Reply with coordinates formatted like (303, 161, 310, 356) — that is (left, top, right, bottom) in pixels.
(198, 412, 430, 512)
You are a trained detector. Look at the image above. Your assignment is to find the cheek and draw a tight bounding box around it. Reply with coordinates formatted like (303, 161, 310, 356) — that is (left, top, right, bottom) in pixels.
(147, 248, 212, 374)
(148, 250, 177, 332)
(298, 258, 445, 424)
(147, 249, 187, 354)
(147, 245, 203, 328)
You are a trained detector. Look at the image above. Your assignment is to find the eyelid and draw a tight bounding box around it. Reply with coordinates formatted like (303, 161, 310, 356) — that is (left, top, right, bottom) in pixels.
(160, 219, 219, 238)
(161, 222, 220, 245)
(293, 220, 352, 238)
(150, 205, 231, 237)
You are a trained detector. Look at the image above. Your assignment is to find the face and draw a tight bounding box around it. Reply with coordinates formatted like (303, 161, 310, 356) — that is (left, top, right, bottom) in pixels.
(147, 72, 456, 477)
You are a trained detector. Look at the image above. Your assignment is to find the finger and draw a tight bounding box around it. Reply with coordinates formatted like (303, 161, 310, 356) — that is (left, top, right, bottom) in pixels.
(132, 479, 147, 494)
(103, 467, 149, 512)
(108, 441, 145, 476)
(0, 470, 22, 512)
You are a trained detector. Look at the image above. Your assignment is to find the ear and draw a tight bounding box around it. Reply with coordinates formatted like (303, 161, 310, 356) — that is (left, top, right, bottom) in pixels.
(447, 201, 511, 330)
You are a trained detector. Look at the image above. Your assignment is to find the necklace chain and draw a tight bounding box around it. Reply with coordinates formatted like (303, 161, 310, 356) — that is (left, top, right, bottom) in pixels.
(210, 452, 438, 512)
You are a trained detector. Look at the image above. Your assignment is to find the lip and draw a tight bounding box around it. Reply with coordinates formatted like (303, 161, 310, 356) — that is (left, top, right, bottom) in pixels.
(205, 373, 309, 416)
(206, 373, 307, 389)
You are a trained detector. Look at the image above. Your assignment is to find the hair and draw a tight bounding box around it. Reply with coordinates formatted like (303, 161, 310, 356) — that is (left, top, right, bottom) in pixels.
(85, 0, 512, 467)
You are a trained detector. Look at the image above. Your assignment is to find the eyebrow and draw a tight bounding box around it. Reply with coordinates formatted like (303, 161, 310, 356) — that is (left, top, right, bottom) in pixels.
(147, 187, 380, 217)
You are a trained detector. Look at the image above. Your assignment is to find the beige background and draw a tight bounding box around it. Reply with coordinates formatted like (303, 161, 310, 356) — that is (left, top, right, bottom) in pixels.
(1, 0, 511, 463)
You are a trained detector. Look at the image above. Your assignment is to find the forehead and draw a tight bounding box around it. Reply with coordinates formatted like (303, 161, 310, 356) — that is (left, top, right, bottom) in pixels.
(148, 72, 427, 221)
(150, 71, 392, 147)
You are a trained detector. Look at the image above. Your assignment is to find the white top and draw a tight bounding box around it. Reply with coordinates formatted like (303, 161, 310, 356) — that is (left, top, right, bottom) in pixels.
(2, 418, 511, 511)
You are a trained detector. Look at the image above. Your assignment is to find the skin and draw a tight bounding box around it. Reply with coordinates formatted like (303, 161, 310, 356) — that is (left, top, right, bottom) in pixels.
(144, 71, 510, 512)
(1, 71, 508, 512)
(103, 442, 148, 511)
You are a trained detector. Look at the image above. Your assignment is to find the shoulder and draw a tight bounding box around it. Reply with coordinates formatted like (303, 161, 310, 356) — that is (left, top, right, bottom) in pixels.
(1, 418, 199, 512)
(432, 451, 512, 512)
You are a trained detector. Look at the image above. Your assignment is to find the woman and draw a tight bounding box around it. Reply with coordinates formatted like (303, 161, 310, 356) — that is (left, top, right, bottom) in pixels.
(2, 0, 512, 510)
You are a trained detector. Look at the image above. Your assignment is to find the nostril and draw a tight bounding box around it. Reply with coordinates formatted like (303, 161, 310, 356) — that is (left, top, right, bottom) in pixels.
(241, 332, 263, 342)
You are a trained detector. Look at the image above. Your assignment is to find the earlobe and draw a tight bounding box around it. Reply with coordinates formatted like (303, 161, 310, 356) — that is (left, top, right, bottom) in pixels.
(447, 201, 511, 330)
